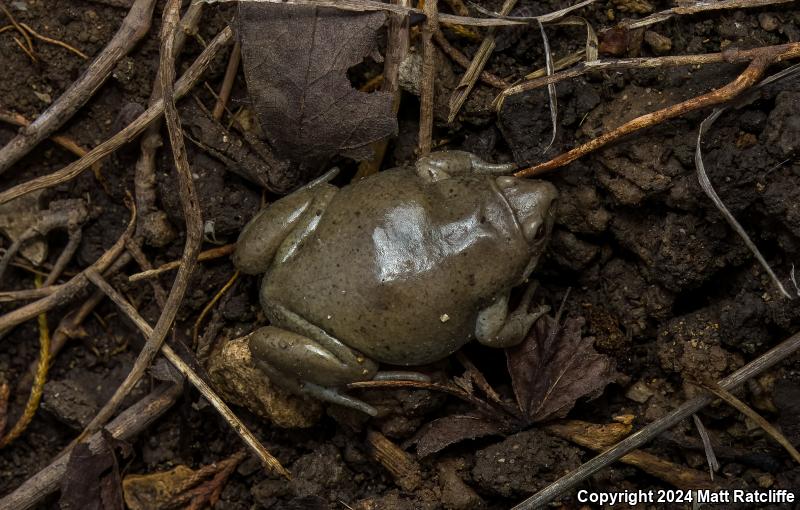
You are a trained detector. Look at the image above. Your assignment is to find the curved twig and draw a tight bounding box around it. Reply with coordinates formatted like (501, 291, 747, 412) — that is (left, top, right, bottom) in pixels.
(515, 58, 771, 177)
(76, 0, 205, 444)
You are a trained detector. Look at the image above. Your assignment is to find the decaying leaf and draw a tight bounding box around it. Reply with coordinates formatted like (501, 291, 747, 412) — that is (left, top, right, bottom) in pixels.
(123, 451, 246, 510)
(408, 414, 503, 458)
(123, 465, 199, 510)
(238, 2, 397, 168)
(507, 315, 619, 422)
(59, 430, 132, 510)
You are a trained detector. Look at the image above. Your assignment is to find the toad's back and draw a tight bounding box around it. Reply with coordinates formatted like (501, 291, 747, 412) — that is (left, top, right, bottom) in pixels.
(261, 168, 530, 366)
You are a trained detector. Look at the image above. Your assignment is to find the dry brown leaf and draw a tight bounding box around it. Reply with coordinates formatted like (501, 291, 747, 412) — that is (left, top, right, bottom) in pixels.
(59, 430, 131, 510)
(507, 315, 619, 422)
(238, 2, 397, 168)
(123, 464, 202, 510)
(408, 414, 503, 458)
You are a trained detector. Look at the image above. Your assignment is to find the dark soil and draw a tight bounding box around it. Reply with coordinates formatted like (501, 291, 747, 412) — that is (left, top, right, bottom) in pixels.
(1, 0, 800, 509)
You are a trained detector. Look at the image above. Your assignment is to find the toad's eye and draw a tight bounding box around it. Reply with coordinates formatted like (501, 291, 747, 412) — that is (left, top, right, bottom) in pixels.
(533, 222, 548, 242)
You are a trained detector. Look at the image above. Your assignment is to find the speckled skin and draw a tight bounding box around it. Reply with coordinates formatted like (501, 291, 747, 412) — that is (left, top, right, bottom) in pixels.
(233, 151, 557, 414)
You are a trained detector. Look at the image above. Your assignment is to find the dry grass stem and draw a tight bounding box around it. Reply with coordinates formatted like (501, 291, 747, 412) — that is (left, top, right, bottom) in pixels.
(19, 22, 88, 59)
(433, 29, 511, 89)
(707, 384, 800, 464)
(546, 420, 716, 489)
(620, 0, 796, 30)
(212, 41, 240, 121)
(192, 270, 239, 346)
(0, 2, 35, 59)
(513, 328, 800, 509)
(0, 275, 51, 448)
(84, 268, 289, 477)
(447, 0, 518, 123)
(694, 62, 800, 300)
(692, 414, 720, 479)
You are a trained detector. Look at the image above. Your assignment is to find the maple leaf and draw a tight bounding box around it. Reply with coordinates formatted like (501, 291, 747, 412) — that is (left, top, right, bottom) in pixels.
(238, 2, 397, 168)
(507, 315, 620, 423)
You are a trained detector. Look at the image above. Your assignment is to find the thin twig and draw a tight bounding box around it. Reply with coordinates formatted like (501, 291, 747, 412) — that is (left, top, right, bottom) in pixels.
(432, 29, 511, 89)
(418, 0, 438, 155)
(512, 328, 800, 509)
(19, 22, 88, 59)
(0, 0, 157, 174)
(515, 58, 771, 177)
(127, 243, 235, 282)
(76, 0, 205, 445)
(84, 268, 289, 477)
(707, 384, 800, 464)
(212, 41, 240, 121)
(134, 2, 204, 245)
(0, 203, 135, 333)
(0, 25, 234, 206)
(447, 0, 517, 123)
(0, 109, 100, 174)
(0, 2, 34, 59)
(619, 0, 795, 31)
(494, 42, 800, 110)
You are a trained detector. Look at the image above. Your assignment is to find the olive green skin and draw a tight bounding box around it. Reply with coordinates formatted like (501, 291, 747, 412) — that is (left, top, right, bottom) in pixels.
(262, 168, 534, 365)
(233, 151, 557, 414)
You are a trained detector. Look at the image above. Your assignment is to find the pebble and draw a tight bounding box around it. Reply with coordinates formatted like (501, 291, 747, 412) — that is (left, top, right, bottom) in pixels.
(644, 30, 672, 54)
(758, 13, 780, 32)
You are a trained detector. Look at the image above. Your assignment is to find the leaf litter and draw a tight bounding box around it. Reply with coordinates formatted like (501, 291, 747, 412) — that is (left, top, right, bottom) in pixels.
(410, 307, 620, 457)
(237, 1, 397, 169)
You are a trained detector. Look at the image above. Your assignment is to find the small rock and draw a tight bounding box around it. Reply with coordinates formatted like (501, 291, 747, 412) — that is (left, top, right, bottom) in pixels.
(472, 429, 581, 498)
(644, 30, 672, 54)
(42, 379, 98, 429)
(437, 458, 485, 510)
(625, 380, 655, 403)
(289, 444, 351, 499)
(758, 13, 780, 32)
(207, 335, 322, 428)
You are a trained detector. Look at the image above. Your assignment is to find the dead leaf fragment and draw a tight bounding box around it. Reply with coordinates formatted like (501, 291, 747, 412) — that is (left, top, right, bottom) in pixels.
(507, 315, 619, 422)
(59, 430, 132, 510)
(409, 414, 503, 458)
(238, 2, 397, 167)
(0, 190, 47, 265)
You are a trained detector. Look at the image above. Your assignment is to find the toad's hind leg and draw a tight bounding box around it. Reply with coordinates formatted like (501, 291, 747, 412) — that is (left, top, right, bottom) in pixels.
(248, 326, 381, 415)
